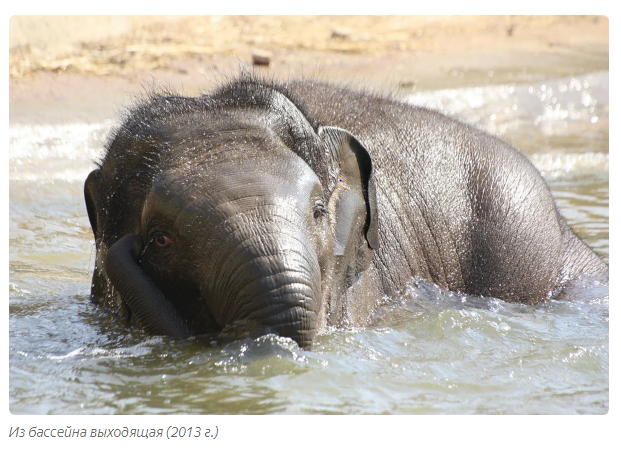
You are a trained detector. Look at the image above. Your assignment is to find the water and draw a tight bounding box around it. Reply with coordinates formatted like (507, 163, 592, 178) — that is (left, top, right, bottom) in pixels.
(9, 72, 609, 414)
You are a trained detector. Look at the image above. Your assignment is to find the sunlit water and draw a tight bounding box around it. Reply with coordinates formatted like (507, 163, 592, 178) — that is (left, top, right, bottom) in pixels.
(9, 72, 609, 414)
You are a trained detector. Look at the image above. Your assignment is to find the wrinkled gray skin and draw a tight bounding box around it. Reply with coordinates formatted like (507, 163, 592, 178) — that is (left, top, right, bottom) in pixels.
(85, 75, 608, 348)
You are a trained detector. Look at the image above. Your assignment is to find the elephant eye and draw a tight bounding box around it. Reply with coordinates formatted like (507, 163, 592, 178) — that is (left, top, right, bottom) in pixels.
(313, 202, 328, 220)
(153, 233, 173, 248)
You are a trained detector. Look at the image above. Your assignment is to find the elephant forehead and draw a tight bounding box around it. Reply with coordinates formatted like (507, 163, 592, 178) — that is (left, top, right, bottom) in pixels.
(210, 156, 319, 195)
(146, 148, 323, 226)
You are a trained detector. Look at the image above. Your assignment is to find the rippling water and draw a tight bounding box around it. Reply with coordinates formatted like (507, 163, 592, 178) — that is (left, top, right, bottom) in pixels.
(9, 72, 609, 414)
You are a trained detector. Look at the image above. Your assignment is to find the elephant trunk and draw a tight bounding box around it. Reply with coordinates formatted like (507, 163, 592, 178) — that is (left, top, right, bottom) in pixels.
(236, 276, 319, 349)
(104, 234, 191, 337)
(104, 229, 321, 348)
(209, 229, 322, 349)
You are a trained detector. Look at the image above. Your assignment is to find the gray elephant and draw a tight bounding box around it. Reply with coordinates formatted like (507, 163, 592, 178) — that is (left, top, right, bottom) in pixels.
(84, 74, 608, 348)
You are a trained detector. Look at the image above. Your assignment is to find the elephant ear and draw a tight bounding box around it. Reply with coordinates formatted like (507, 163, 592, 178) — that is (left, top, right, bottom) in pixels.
(85, 168, 110, 302)
(318, 126, 379, 250)
(84, 169, 102, 240)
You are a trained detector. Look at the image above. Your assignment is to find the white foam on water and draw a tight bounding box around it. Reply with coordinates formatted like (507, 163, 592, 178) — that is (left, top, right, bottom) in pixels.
(529, 151, 609, 175)
(406, 72, 609, 134)
(47, 347, 86, 361)
(9, 121, 113, 183)
(9, 121, 113, 161)
(9, 165, 95, 183)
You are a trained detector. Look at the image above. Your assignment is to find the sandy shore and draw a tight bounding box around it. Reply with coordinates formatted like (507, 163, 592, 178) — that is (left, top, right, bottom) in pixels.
(9, 15, 608, 124)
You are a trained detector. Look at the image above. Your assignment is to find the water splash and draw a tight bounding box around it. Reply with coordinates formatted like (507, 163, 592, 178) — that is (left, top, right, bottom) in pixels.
(406, 72, 608, 136)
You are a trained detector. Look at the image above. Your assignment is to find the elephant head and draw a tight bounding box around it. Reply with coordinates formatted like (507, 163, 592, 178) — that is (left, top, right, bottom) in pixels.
(84, 89, 378, 349)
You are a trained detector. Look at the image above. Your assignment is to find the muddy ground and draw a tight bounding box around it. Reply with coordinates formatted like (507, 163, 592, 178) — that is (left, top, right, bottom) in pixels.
(9, 15, 609, 124)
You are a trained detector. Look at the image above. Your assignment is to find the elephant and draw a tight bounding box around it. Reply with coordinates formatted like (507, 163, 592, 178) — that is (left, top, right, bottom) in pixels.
(84, 73, 608, 349)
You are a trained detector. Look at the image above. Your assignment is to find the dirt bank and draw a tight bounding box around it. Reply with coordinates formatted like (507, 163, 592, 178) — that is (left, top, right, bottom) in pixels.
(9, 15, 608, 124)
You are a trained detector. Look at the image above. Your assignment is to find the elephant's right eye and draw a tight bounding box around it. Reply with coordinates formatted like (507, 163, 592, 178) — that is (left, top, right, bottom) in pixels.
(313, 203, 328, 220)
(153, 233, 173, 248)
